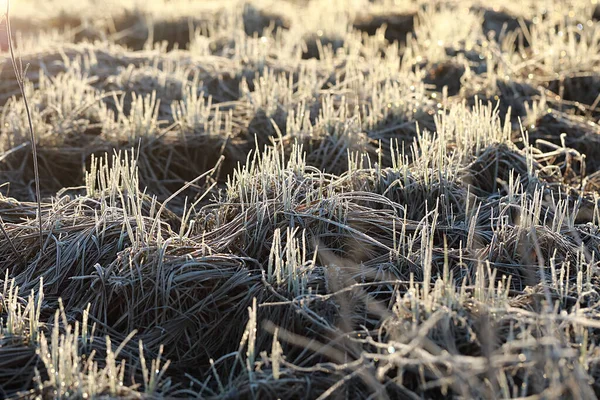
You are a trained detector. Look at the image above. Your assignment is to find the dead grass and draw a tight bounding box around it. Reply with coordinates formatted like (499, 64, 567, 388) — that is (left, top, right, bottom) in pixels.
(2, 0, 600, 399)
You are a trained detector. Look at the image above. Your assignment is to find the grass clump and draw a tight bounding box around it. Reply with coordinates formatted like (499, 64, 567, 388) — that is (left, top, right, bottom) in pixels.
(2, 0, 600, 398)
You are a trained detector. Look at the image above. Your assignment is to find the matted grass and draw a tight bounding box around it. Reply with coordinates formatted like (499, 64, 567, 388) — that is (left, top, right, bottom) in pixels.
(1, 0, 600, 398)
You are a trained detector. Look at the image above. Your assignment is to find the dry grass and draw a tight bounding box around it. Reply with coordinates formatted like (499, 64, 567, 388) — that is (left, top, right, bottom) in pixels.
(1, 0, 600, 398)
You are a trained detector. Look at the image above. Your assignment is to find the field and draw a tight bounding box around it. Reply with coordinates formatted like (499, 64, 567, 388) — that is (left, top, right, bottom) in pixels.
(1, 0, 600, 398)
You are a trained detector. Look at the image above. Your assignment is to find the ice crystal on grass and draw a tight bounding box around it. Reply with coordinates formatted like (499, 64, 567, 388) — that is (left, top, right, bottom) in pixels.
(2, 0, 600, 398)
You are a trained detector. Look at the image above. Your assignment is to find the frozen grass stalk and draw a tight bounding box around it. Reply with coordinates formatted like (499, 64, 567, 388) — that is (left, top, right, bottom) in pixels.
(5, 0, 43, 251)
